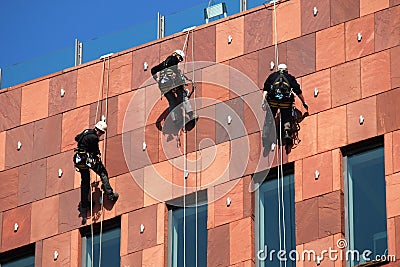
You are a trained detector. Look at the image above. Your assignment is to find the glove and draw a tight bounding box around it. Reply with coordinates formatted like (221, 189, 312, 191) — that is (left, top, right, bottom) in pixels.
(303, 102, 309, 110)
(261, 99, 268, 111)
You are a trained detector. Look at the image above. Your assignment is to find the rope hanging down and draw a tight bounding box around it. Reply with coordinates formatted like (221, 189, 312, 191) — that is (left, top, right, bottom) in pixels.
(272, 2, 287, 267)
(90, 55, 111, 267)
(180, 27, 199, 267)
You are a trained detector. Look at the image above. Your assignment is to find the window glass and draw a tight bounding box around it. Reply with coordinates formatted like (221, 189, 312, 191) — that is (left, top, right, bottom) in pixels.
(170, 204, 208, 267)
(257, 172, 296, 267)
(83, 226, 120, 267)
(347, 146, 387, 265)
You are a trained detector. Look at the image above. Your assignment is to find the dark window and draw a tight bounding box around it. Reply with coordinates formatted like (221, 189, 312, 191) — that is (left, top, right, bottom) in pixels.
(168, 192, 208, 267)
(256, 167, 296, 267)
(345, 145, 387, 266)
(81, 219, 121, 267)
(0, 244, 35, 267)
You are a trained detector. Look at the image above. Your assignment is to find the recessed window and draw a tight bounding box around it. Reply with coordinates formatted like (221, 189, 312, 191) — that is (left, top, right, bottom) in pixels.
(344, 144, 387, 266)
(81, 219, 121, 267)
(256, 167, 296, 267)
(168, 191, 208, 267)
(0, 244, 35, 267)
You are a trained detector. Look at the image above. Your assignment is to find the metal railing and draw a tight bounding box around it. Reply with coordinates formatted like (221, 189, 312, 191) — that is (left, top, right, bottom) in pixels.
(0, 0, 272, 89)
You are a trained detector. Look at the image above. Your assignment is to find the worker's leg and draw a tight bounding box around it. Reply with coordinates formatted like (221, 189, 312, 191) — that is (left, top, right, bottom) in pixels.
(80, 168, 91, 209)
(164, 90, 179, 121)
(281, 107, 292, 140)
(92, 161, 118, 201)
(262, 106, 278, 147)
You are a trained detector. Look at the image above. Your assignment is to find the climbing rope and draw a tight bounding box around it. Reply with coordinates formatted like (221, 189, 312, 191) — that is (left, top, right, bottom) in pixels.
(90, 55, 111, 267)
(98, 56, 111, 267)
(180, 27, 198, 267)
(91, 58, 106, 267)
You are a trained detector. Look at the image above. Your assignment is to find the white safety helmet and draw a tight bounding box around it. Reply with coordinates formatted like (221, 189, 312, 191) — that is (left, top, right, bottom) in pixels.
(173, 49, 185, 61)
(278, 63, 288, 72)
(95, 120, 107, 133)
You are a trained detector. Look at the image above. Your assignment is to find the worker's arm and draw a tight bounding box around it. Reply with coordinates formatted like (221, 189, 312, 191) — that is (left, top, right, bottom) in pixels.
(297, 93, 308, 110)
(151, 62, 164, 81)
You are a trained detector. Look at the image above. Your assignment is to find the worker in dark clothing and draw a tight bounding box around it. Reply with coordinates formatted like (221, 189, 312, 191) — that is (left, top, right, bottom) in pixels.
(262, 63, 308, 143)
(73, 121, 118, 217)
(151, 49, 197, 124)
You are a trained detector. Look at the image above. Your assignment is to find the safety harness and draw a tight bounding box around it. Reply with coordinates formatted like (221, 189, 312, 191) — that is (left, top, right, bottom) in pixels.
(268, 73, 293, 106)
(158, 68, 186, 95)
(73, 129, 98, 170)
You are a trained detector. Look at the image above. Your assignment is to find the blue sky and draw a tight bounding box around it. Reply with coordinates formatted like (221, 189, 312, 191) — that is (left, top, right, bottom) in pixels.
(0, 0, 211, 68)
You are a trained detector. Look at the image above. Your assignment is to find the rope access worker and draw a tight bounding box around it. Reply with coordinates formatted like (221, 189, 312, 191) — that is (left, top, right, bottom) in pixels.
(151, 49, 198, 124)
(73, 121, 119, 216)
(262, 63, 308, 143)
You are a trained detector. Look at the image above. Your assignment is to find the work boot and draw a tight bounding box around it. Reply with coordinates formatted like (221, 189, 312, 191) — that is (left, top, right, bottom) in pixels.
(107, 192, 119, 202)
(284, 130, 292, 143)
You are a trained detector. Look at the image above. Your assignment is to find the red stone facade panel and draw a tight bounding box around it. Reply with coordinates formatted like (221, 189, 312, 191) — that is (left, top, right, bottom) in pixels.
(288, 114, 318, 162)
(302, 151, 333, 200)
(33, 115, 62, 161)
(258, 44, 287, 89)
(213, 179, 244, 227)
(115, 173, 144, 215)
(194, 25, 216, 63)
(0, 132, 6, 171)
(377, 88, 400, 134)
(127, 205, 158, 253)
(201, 141, 230, 189)
(46, 150, 75, 197)
(386, 173, 400, 218)
(0, 88, 21, 132)
(286, 33, 316, 78)
(331, 60, 361, 107)
(120, 89, 145, 133)
(142, 244, 164, 267)
(391, 45, 400, 89)
(345, 14, 375, 61)
(108, 53, 133, 97)
(301, 0, 330, 35)
(276, 0, 301, 43)
(61, 105, 90, 152)
(30, 195, 59, 242)
(121, 251, 142, 267)
(330, 0, 360, 26)
(360, 0, 389, 16)
(393, 131, 400, 173)
(361, 50, 391, 98)
(208, 224, 230, 267)
(230, 51, 259, 91)
(0, 168, 18, 212)
(1, 204, 31, 252)
(230, 217, 253, 265)
(41, 232, 71, 267)
(301, 69, 331, 115)
(21, 79, 49, 125)
(5, 123, 34, 169)
(375, 5, 400, 52)
(296, 197, 318, 245)
(318, 190, 344, 238)
(244, 8, 272, 54)
(18, 159, 46, 206)
(317, 106, 347, 153)
(132, 44, 160, 90)
(105, 134, 129, 178)
(316, 23, 345, 71)
(216, 16, 244, 62)
(76, 62, 104, 107)
(58, 189, 81, 233)
(347, 96, 377, 144)
(49, 70, 77, 116)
